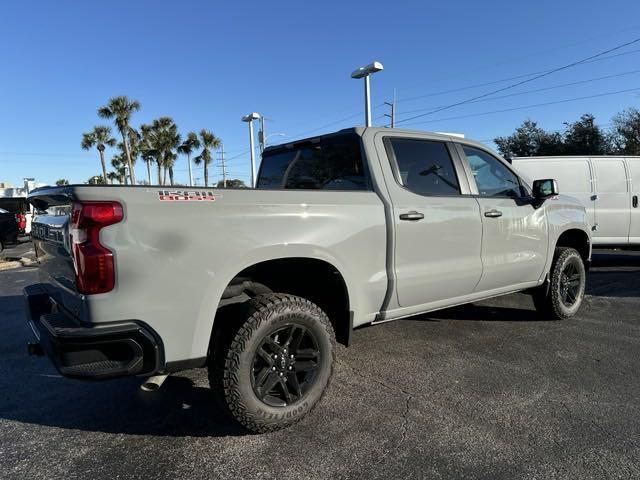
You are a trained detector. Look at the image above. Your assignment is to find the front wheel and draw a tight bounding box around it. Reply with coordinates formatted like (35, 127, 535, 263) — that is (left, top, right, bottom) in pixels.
(533, 247, 586, 319)
(209, 293, 336, 433)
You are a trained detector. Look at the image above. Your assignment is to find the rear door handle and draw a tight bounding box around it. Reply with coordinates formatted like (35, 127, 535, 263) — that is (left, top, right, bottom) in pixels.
(484, 209, 503, 218)
(633, 195, 638, 208)
(399, 211, 424, 221)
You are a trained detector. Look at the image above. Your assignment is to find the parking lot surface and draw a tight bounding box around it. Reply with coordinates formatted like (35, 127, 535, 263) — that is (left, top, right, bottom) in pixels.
(1, 248, 639, 479)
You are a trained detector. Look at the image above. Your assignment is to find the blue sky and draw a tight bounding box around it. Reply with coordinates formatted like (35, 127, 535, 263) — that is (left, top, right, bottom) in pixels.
(1, 0, 640, 186)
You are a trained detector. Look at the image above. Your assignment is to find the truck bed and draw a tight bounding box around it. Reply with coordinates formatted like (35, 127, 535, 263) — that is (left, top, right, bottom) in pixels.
(28, 185, 388, 368)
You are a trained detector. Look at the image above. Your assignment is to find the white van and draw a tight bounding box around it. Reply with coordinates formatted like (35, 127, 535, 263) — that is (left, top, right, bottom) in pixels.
(513, 156, 640, 246)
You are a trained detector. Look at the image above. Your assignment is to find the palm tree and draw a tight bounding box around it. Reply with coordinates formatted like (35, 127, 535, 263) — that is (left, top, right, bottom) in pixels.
(98, 96, 140, 184)
(194, 129, 221, 187)
(81, 126, 116, 182)
(111, 154, 127, 184)
(177, 132, 201, 186)
(145, 117, 180, 185)
(138, 124, 155, 184)
(106, 171, 119, 184)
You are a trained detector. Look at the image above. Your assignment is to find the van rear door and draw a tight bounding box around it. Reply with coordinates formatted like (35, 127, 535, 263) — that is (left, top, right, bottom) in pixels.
(628, 157, 640, 244)
(591, 158, 631, 245)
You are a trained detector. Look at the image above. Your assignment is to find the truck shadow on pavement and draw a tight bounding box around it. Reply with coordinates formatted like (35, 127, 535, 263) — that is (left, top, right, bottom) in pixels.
(423, 302, 542, 323)
(0, 294, 247, 438)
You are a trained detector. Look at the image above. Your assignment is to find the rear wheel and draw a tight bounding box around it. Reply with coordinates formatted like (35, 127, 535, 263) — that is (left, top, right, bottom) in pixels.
(533, 247, 586, 319)
(209, 293, 336, 433)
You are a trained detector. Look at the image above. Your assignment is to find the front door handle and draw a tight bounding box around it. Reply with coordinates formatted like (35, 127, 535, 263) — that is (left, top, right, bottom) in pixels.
(633, 195, 638, 208)
(399, 211, 424, 221)
(484, 209, 503, 218)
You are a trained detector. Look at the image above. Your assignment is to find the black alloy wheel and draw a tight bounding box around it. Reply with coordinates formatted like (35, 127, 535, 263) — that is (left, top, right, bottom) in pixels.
(559, 259, 583, 308)
(252, 324, 321, 407)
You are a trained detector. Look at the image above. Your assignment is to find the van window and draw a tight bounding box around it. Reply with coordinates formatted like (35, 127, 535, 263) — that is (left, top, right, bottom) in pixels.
(387, 139, 461, 196)
(257, 133, 368, 190)
(593, 159, 628, 193)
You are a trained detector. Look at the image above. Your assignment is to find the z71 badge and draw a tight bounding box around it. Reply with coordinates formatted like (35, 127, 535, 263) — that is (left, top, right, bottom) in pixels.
(158, 190, 221, 201)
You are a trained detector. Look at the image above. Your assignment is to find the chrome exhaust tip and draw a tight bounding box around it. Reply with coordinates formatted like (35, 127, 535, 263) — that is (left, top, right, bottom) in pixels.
(140, 374, 168, 392)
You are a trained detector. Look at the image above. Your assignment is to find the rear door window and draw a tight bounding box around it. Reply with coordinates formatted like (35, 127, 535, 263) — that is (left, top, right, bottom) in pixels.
(257, 134, 369, 190)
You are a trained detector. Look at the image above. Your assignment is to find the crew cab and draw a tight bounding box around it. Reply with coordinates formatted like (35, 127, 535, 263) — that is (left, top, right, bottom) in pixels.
(25, 127, 591, 432)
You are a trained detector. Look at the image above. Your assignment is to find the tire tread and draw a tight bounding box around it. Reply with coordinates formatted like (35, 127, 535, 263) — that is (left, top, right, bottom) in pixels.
(209, 293, 336, 433)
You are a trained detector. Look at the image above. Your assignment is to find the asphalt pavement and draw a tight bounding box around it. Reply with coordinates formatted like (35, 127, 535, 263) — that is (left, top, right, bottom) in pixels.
(0, 247, 639, 479)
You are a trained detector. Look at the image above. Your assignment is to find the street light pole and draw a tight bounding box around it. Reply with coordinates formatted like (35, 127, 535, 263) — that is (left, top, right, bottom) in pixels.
(242, 112, 260, 187)
(351, 61, 384, 127)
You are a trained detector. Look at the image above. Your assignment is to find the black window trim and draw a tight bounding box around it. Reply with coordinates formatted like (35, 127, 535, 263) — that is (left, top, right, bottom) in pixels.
(256, 133, 374, 192)
(455, 142, 533, 200)
(382, 136, 472, 198)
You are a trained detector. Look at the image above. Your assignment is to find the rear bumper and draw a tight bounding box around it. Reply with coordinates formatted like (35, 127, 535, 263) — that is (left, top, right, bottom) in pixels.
(24, 284, 163, 380)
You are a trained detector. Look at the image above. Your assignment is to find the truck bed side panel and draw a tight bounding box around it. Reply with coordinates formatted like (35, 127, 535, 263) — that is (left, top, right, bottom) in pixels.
(33, 186, 387, 363)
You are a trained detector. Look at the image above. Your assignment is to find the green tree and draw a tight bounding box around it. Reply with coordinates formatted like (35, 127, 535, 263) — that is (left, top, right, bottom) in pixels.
(81, 126, 116, 182)
(216, 179, 247, 188)
(55, 179, 70, 186)
(177, 132, 201, 186)
(194, 129, 221, 187)
(143, 117, 181, 185)
(87, 175, 106, 185)
(562, 114, 612, 155)
(494, 119, 563, 159)
(138, 123, 156, 184)
(111, 154, 127, 184)
(98, 96, 141, 184)
(611, 108, 640, 155)
(106, 171, 119, 184)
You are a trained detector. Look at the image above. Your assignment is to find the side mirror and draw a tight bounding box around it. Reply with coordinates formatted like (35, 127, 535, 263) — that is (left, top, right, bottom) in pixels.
(532, 179, 559, 201)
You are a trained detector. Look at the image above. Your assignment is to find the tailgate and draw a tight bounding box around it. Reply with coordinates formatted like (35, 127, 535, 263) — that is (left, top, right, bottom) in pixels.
(28, 188, 80, 315)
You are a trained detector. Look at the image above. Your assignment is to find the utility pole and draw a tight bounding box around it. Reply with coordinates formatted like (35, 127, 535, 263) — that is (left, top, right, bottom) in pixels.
(219, 143, 227, 188)
(384, 88, 396, 128)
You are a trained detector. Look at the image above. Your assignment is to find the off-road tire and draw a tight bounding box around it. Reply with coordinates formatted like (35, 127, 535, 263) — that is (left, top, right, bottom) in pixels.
(533, 247, 586, 320)
(209, 293, 336, 433)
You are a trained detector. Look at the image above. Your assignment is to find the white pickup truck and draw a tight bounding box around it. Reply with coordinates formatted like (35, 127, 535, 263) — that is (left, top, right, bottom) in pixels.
(25, 127, 591, 432)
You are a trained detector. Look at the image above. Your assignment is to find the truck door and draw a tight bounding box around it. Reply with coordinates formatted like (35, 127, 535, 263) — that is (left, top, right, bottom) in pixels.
(376, 134, 483, 308)
(628, 157, 640, 244)
(458, 145, 548, 292)
(591, 158, 631, 245)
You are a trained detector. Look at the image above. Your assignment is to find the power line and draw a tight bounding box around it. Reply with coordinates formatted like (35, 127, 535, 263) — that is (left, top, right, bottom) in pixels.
(394, 69, 640, 118)
(396, 25, 640, 94)
(396, 37, 640, 125)
(395, 48, 640, 106)
(399, 87, 640, 128)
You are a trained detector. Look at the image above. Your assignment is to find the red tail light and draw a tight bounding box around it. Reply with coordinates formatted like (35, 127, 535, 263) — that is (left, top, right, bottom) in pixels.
(70, 202, 123, 295)
(15, 213, 26, 229)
